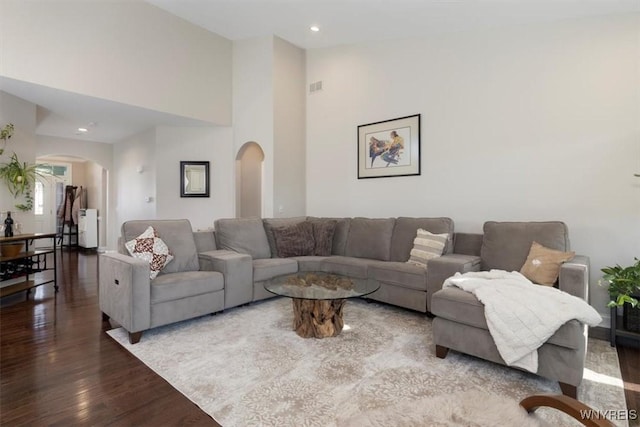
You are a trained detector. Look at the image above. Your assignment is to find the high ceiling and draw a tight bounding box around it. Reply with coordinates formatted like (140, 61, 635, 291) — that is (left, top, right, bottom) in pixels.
(148, 0, 639, 50)
(2, 0, 638, 144)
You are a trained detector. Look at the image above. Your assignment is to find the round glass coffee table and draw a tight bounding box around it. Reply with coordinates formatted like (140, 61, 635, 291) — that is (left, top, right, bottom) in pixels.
(264, 272, 380, 338)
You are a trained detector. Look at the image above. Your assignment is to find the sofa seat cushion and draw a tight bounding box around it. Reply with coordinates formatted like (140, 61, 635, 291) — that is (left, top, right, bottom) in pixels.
(253, 258, 298, 282)
(367, 261, 428, 291)
(320, 256, 370, 279)
(431, 287, 583, 350)
(291, 256, 330, 272)
(151, 271, 224, 304)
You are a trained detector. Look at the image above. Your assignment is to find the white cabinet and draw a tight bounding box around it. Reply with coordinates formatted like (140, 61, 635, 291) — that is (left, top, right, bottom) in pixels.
(78, 209, 98, 248)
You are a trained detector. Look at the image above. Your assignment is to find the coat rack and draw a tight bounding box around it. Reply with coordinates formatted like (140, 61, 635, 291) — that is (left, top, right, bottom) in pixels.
(58, 185, 86, 248)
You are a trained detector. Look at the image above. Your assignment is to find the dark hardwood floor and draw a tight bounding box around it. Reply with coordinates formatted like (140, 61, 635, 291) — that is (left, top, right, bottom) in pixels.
(1, 250, 219, 426)
(1, 251, 638, 426)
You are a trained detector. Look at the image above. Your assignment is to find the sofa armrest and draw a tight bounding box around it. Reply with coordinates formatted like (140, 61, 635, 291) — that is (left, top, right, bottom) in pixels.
(559, 255, 590, 301)
(199, 250, 253, 309)
(99, 252, 151, 333)
(426, 254, 481, 312)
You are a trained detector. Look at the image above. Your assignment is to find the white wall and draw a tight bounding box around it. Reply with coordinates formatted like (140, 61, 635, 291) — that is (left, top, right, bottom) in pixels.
(155, 126, 235, 230)
(0, 0, 232, 124)
(306, 14, 640, 321)
(0, 91, 37, 232)
(232, 36, 308, 218)
(113, 128, 157, 243)
(233, 37, 275, 217)
(273, 37, 306, 217)
(70, 162, 86, 188)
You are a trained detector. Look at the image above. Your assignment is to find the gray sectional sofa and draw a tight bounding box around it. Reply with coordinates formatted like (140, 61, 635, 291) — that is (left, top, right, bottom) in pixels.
(99, 216, 479, 343)
(100, 216, 593, 397)
(206, 216, 480, 313)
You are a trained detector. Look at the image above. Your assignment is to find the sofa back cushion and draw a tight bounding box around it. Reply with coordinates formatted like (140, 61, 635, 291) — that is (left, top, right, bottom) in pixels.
(481, 221, 570, 272)
(214, 217, 271, 259)
(121, 219, 199, 273)
(345, 217, 395, 261)
(263, 217, 308, 257)
(390, 217, 454, 262)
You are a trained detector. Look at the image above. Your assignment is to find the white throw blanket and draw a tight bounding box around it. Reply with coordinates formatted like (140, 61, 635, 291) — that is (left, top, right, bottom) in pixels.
(443, 270, 602, 373)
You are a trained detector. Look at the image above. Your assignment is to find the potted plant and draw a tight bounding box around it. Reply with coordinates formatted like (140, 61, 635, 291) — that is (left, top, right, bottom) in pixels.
(0, 123, 14, 155)
(0, 123, 40, 212)
(601, 258, 640, 332)
(0, 152, 37, 211)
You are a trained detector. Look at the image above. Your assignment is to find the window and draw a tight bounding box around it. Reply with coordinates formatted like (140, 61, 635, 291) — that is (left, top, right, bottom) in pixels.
(34, 181, 44, 215)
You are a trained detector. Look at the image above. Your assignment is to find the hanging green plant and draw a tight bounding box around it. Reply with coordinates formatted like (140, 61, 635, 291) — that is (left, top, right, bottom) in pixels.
(0, 123, 14, 156)
(0, 123, 47, 211)
(0, 153, 37, 196)
(0, 153, 40, 212)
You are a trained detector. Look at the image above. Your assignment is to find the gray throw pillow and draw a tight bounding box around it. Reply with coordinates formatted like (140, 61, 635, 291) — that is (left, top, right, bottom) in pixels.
(272, 221, 315, 257)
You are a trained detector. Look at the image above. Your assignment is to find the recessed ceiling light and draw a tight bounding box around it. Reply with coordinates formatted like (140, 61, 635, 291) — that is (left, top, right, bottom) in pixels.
(310, 25, 320, 32)
(77, 127, 88, 132)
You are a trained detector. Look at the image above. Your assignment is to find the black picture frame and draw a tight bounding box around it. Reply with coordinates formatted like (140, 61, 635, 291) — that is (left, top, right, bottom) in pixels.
(357, 114, 421, 179)
(180, 161, 210, 198)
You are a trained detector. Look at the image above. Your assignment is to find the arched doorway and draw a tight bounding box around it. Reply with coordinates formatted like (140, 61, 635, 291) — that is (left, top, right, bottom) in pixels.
(235, 142, 264, 218)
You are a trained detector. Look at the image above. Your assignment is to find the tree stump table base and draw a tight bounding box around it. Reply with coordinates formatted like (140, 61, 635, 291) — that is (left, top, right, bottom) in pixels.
(291, 298, 346, 338)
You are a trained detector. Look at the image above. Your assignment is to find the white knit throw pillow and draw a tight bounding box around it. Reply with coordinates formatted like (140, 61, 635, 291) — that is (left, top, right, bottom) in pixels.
(406, 229, 448, 268)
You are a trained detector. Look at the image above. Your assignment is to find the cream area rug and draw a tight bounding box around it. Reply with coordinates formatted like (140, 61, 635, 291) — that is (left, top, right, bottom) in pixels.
(107, 298, 628, 427)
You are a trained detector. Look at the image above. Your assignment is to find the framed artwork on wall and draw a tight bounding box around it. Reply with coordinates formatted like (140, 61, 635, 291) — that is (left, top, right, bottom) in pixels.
(180, 161, 210, 198)
(357, 114, 421, 179)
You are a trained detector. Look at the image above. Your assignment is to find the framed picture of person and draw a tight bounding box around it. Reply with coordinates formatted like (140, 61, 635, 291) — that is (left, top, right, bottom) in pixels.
(357, 114, 421, 179)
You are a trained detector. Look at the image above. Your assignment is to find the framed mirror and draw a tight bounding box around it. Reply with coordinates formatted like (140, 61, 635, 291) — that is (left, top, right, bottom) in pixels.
(180, 161, 210, 198)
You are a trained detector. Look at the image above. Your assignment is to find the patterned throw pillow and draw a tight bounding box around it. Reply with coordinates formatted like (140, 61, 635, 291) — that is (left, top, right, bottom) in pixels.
(125, 226, 174, 279)
(272, 221, 315, 258)
(310, 220, 337, 256)
(406, 229, 449, 268)
(520, 241, 575, 286)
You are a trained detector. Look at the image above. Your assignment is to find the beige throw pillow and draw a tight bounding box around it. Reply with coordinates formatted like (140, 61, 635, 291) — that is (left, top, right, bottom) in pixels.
(406, 229, 449, 268)
(520, 241, 575, 286)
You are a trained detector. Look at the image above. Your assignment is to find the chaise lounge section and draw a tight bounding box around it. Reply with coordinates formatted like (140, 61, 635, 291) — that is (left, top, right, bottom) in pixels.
(430, 221, 591, 398)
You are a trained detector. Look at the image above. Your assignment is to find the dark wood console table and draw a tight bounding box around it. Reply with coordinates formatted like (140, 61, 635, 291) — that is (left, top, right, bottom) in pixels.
(0, 233, 58, 299)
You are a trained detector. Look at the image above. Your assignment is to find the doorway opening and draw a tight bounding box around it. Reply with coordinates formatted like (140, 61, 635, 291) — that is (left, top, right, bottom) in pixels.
(235, 142, 264, 218)
(35, 155, 108, 250)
